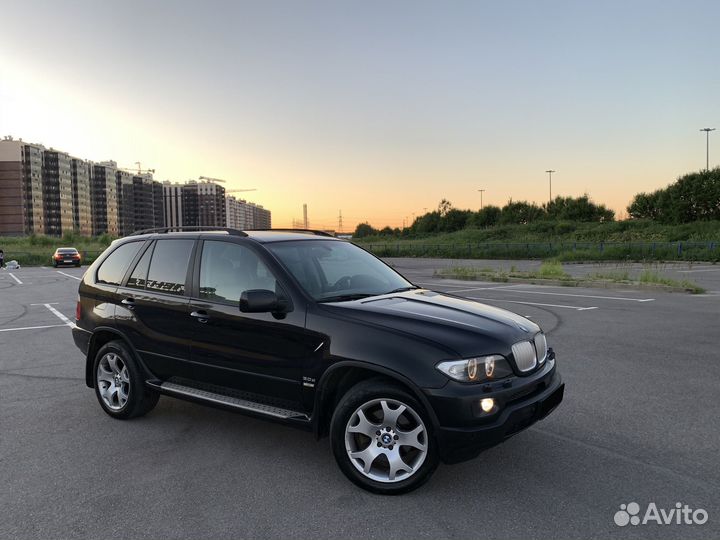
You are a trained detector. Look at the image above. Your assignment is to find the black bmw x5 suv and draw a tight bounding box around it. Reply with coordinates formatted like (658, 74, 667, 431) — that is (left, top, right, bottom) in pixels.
(73, 227, 564, 494)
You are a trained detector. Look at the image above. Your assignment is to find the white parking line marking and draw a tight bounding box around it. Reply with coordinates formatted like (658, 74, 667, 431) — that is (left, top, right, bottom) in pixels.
(0, 324, 67, 333)
(30, 302, 59, 306)
(677, 268, 720, 273)
(43, 303, 76, 328)
(56, 271, 82, 280)
(442, 285, 519, 293)
(415, 281, 481, 288)
(488, 288, 655, 302)
(466, 296, 598, 311)
(8, 273, 22, 284)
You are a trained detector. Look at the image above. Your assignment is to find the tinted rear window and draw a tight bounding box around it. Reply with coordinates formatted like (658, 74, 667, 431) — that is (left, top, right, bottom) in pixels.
(145, 239, 194, 295)
(96, 242, 143, 286)
(58, 248, 78, 254)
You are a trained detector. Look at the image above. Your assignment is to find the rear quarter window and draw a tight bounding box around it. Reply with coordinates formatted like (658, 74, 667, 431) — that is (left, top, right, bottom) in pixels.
(96, 242, 144, 285)
(145, 239, 195, 295)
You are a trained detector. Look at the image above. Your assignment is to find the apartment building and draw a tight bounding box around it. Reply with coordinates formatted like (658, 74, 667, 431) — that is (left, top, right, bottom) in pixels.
(132, 174, 165, 232)
(116, 169, 135, 236)
(0, 139, 29, 236)
(42, 150, 75, 236)
(180, 180, 226, 227)
(90, 162, 119, 236)
(226, 195, 272, 229)
(163, 181, 184, 228)
(71, 158, 93, 236)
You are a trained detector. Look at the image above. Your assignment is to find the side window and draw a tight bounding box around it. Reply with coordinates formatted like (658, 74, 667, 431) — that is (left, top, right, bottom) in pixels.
(96, 241, 143, 286)
(146, 239, 194, 296)
(126, 244, 153, 290)
(199, 241, 277, 304)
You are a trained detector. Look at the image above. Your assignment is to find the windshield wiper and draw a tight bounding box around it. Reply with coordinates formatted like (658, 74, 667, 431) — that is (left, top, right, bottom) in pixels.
(385, 286, 419, 294)
(317, 293, 376, 303)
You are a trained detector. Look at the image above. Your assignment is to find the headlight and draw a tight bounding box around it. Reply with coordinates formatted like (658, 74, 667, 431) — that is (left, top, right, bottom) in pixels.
(436, 355, 512, 383)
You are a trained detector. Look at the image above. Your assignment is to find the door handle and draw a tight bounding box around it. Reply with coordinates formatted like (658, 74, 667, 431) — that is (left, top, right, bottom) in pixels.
(190, 310, 209, 323)
(121, 298, 135, 310)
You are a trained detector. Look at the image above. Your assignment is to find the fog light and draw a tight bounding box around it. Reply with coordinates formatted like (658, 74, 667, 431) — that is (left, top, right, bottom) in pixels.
(480, 398, 495, 413)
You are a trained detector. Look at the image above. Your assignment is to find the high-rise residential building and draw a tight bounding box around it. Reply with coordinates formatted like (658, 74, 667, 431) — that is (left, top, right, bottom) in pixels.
(42, 150, 75, 236)
(163, 181, 184, 228)
(71, 158, 93, 236)
(0, 138, 45, 235)
(225, 195, 246, 229)
(180, 180, 226, 227)
(251, 203, 271, 229)
(152, 181, 164, 228)
(116, 169, 135, 236)
(0, 139, 29, 236)
(226, 195, 272, 229)
(90, 161, 119, 236)
(132, 174, 163, 232)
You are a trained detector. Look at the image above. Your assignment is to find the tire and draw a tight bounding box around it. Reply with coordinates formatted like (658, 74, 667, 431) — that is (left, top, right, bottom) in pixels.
(76, 262, 81, 267)
(93, 340, 159, 419)
(330, 379, 439, 495)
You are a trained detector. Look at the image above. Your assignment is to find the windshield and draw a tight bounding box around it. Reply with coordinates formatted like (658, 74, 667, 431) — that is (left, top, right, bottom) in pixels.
(267, 240, 415, 302)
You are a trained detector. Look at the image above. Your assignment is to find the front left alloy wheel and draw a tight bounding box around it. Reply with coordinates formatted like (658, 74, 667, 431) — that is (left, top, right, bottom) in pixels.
(330, 379, 438, 495)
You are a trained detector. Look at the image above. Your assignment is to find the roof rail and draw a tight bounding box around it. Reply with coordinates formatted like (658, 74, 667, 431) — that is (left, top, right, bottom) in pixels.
(131, 226, 248, 236)
(245, 228, 335, 237)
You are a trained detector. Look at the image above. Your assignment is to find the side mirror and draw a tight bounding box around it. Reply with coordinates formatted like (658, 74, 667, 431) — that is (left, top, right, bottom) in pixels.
(239, 289, 287, 313)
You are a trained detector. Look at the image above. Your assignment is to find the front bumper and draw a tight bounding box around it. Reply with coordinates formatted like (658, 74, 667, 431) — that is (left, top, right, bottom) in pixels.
(424, 360, 564, 464)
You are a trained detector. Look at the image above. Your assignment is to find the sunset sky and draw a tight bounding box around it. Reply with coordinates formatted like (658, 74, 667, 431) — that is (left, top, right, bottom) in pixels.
(1, 0, 718, 231)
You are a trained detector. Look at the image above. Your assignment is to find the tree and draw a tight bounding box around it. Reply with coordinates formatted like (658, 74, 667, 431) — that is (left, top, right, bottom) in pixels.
(545, 195, 614, 222)
(499, 200, 546, 224)
(438, 199, 453, 217)
(627, 191, 661, 220)
(439, 209, 472, 232)
(627, 169, 720, 223)
(353, 222, 378, 238)
(467, 205, 501, 228)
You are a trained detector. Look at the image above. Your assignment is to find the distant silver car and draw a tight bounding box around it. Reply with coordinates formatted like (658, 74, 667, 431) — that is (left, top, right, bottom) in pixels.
(52, 247, 81, 267)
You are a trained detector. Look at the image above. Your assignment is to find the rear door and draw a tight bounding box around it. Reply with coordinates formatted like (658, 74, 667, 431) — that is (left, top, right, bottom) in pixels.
(114, 237, 197, 379)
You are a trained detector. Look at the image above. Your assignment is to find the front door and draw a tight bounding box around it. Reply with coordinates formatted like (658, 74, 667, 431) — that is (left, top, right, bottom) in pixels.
(188, 239, 315, 407)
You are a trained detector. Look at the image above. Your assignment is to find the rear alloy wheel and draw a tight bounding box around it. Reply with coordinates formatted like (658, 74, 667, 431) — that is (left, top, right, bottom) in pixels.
(331, 380, 438, 494)
(93, 340, 159, 419)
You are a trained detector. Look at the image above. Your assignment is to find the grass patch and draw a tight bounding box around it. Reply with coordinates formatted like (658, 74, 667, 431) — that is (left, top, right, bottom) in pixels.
(355, 219, 720, 262)
(536, 260, 569, 279)
(435, 260, 704, 293)
(638, 270, 705, 293)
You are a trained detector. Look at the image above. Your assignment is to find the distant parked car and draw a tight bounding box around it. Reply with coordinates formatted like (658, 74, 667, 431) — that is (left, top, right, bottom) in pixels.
(52, 247, 81, 267)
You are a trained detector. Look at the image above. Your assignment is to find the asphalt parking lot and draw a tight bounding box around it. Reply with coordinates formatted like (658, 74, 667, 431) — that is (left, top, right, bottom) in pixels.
(1, 262, 719, 539)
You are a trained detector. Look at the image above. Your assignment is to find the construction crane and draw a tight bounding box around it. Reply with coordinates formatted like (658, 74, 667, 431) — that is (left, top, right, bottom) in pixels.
(199, 176, 226, 183)
(198, 176, 256, 193)
(119, 163, 155, 175)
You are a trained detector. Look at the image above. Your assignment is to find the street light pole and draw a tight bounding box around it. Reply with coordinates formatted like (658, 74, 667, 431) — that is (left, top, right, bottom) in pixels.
(545, 170, 555, 203)
(700, 128, 715, 171)
(477, 189, 485, 209)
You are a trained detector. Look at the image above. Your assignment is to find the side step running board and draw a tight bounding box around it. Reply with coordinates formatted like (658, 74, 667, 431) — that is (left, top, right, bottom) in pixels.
(149, 380, 309, 421)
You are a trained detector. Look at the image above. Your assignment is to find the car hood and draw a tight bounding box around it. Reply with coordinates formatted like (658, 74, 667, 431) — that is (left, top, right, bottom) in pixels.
(322, 289, 540, 358)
